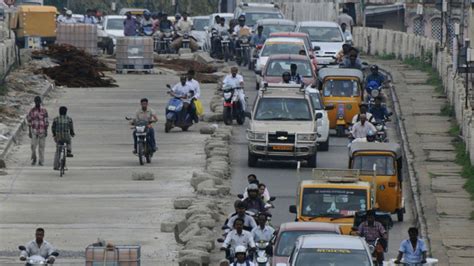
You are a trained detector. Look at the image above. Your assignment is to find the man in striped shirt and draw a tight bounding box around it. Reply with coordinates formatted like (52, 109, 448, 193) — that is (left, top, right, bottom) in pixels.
(52, 106, 75, 170)
(27, 96, 49, 166)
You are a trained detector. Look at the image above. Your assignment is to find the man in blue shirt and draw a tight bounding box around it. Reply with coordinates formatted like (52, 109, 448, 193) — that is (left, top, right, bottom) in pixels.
(366, 65, 385, 86)
(369, 97, 391, 121)
(395, 227, 427, 264)
(250, 25, 266, 46)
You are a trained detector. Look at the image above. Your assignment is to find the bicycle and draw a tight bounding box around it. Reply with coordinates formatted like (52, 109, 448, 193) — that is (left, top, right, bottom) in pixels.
(56, 142, 67, 177)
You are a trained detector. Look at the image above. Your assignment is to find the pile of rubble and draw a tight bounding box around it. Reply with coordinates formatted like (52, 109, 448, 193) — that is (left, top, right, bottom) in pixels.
(33, 44, 117, 87)
(161, 126, 233, 266)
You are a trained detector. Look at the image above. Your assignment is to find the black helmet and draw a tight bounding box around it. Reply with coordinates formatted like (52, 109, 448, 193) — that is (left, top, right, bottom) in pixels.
(282, 71, 291, 77)
(238, 14, 246, 21)
(370, 65, 379, 72)
(366, 130, 376, 142)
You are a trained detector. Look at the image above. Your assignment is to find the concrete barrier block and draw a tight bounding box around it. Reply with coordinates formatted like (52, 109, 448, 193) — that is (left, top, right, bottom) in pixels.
(174, 197, 194, 209)
(178, 223, 201, 243)
(161, 222, 176, 232)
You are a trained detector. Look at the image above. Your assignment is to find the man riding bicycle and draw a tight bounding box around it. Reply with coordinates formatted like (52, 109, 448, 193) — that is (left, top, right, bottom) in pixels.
(52, 106, 75, 170)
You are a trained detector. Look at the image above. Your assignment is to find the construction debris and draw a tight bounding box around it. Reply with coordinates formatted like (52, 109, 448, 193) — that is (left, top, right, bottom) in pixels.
(154, 57, 217, 74)
(33, 44, 117, 88)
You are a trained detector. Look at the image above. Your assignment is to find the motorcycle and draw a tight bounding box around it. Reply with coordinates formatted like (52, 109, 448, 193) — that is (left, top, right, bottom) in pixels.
(255, 241, 271, 266)
(165, 84, 194, 132)
(236, 36, 250, 66)
(19, 245, 59, 266)
(249, 44, 263, 70)
(223, 86, 245, 125)
(373, 119, 389, 142)
(221, 33, 231, 62)
(181, 32, 191, 49)
(155, 29, 174, 54)
(126, 118, 154, 165)
(367, 238, 386, 265)
(140, 24, 154, 36)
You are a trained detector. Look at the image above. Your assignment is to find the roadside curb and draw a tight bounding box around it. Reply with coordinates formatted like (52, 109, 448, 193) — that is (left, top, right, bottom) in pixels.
(379, 67, 430, 249)
(0, 83, 55, 168)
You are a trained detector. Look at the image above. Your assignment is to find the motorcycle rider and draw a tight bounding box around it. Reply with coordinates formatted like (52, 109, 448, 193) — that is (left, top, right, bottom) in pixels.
(171, 12, 198, 52)
(394, 227, 428, 265)
(233, 15, 251, 57)
(350, 113, 376, 139)
(226, 201, 257, 232)
(242, 184, 267, 214)
(159, 13, 173, 33)
(52, 106, 75, 170)
(171, 76, 197, 123)
(258, 183, 271, 203)
(232, 245, 255, 266)
(351, 104, 375, 125)
(132, 98, 157, 154)
(140, 11, 154, 35)
(251, 213, 275, 256)
(186, 70, 200, 123)
(243, 174, 271, 201)
(250, 25, 266, 46)
(124, 11, 139, 36)
(221, 218, 256, 260)
(340, 49, 362, 69)
(211, 17, 230, 58)
(369, 96, 391, 122)
(357, 210, 388, 265)
(20, 228, 58, 264)
(366, 65, 385, 85)
(281, 71, 295, 84)
(350, 130, 378, 145)
(223, 67, 246, 111)
(336, 43, 352, 63)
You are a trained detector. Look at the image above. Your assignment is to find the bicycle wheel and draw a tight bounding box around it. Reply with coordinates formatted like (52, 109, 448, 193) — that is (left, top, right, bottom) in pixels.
(60, 147, 66, 177)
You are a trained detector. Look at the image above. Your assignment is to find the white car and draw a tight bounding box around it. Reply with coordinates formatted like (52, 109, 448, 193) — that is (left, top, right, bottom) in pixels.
(191, 15, 210, 51)
(255, 37, 310, 86)
(296, 21, 346, 66)
(305, 88, 332, 151)
(286, 234, 374, 266)
(99, 15, 126, 45)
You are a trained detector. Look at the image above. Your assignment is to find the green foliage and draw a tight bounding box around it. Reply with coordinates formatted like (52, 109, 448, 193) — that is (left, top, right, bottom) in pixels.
(452, 136, 474, 200)
(403, 56, 443, 93)
(376, 53, 396, 60)
(440, 104, 454, 117)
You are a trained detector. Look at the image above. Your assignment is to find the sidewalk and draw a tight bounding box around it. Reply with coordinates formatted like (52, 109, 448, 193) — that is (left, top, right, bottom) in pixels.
(369, 56, 474, 265)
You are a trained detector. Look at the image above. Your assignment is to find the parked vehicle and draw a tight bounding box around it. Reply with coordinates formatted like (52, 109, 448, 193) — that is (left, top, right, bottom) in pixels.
(234, 2, 284, 28)
(98, 15, 126, 55)
(165, 85, 194, 132)
(11, 5, 57, 48)
(223, 85, 245, 125)
(272, 222, 341, 266)
(296, 21, 346, 66)
(288, 234, 374, 266)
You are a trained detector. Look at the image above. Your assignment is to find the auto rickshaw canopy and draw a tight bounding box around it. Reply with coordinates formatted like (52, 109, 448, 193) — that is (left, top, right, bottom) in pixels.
(318, 68, 364, 82)
(349, 142, 402, 159)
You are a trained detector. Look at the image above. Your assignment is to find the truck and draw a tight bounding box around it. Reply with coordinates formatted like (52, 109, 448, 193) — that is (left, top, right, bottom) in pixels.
(10, 5, 57, 48)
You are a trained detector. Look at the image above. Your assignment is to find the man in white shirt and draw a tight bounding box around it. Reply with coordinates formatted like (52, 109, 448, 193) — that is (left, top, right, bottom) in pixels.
(186, 70, 200, 122)
(351, 104, 374, 125)
(341, 23, 352, 43)
(350, 113, 376, 139)
(171, 76, 198, 123)
(337, 8, 354, 32)
(61, 10, 77, 24)
(20, 228, 58, 264)
(227, 201, 257, 232)
(222, 218, 256, 262)
(223, 67, 246, 111)
(251, 213, 275, 257)
(56, 7, 67, 23)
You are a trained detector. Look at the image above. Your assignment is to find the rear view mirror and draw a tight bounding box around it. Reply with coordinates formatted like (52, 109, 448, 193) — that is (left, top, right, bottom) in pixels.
(289, 205, 297, 214)
(18, 246, 26, 251)
(324, 103, 335, 110)
(51, 252, 59, 257)
(269, 196, 276, 201)
(315, 112, 323, 119)
(166, 84, 171, 89)
(237, 194, 244, 199)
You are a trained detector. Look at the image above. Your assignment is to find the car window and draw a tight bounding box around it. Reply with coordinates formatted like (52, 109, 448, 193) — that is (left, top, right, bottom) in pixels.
(261, 42, 306, 57)
(309, 93, 323, 110)
(276, 230, 339, 256)
(246, 12, 283, 26)
(106, 19, 124, 30)
(193, 18, 208, 31)
(323, 79, 359, 97)
(255, 98, 312, 121)
(301, 188, 368, 217)
(262, 25, 296, 38)
(295, 248, 371, 266)
(265, 60, 312, 77)
(352, 155, 395, 175)
(299, 26, 344, 42)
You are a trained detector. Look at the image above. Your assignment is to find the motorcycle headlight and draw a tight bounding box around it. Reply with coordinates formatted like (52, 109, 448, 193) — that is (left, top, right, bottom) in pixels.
(136, 126, 146, 133)
(371, 89, 380, 98)
(376, 124, 384, 131)
(256, 257, 268, 263)
(247, 131, 266, 141)
(297, 133, 316, 142)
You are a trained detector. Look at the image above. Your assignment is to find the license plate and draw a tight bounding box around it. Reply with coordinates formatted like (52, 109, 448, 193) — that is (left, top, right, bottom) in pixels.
(168, 105, 176, 111)
(272, 145, 293, 151)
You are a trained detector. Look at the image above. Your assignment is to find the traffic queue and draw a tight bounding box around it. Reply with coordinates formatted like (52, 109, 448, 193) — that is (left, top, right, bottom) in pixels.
(214, 2, 438, 266)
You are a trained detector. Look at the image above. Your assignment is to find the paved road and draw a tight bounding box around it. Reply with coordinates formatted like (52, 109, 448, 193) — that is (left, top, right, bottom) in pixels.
(0, 73, 213, 265)
(229, 67, 415, 259)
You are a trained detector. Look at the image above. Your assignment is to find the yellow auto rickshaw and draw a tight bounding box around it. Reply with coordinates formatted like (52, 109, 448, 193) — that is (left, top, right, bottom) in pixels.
(318, 68, 364, 137)
(348, 142, 405, 221)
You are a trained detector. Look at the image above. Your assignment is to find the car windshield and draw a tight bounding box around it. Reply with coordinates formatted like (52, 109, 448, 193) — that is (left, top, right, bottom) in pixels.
(262, 24, 296, 38)
(246, 12, 283, 26)
(352, 155, 395, 175)
(106, 18, 124, 30)
(299, 26, 344, 42)
(255, 98, 312, 121)
(276, 230, 339, 256)
(265, 60, 313, 77)
(301, 188, 368, 217)
(309, 93, 323, 110)
(295, 248, 371, 266)
(261, 42, 306, 57)
(323, 79, 360, 97)
(193, 18, 208, 31)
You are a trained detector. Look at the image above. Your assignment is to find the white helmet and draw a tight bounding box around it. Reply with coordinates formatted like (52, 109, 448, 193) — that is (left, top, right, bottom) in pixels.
(235, 245, 247, 254)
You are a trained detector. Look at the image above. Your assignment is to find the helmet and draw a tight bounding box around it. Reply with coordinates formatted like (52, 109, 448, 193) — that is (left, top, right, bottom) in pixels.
(175, 13, 181, 19)
(66, 10, 72, 15)
(144, 11, 151, 16)
(282, 71, 291, 77)
(238, 14, 246, 21)
(370, 65, 378, 72)
(366, 130, 376, 142)
(235, 245, 247, 254)
(247, 183, 259, 192)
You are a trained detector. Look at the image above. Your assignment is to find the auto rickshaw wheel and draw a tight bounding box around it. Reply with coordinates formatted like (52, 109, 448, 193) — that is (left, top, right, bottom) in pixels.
(319, 137, 330, 151)
(248, 151, 258, 167)
(397, 209, 404, 222)
(336, 125, 345, 137)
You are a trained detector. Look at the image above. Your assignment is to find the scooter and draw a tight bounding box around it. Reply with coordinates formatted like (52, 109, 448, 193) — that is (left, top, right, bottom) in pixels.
(249, 44, 263, 70)
(255, 240, 271, 266)
(223, 86, 245, 125)
(126, 118, 154, 165)
(165, 84, 194, 132)
(19, 245, 59, 266)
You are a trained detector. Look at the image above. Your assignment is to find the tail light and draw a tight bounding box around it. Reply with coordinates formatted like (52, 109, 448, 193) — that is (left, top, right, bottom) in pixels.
(256, 44, 263, 50)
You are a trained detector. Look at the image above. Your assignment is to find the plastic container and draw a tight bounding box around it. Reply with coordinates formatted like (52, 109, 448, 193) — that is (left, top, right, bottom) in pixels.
(116, 37, 154, 71)
(56, 24, 98, 55)
(85, 245, 141, 266)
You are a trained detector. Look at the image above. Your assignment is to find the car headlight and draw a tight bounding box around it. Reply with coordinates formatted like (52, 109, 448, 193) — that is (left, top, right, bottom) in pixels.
(297, 133, 316, 142)
(247, 131, 266, 141)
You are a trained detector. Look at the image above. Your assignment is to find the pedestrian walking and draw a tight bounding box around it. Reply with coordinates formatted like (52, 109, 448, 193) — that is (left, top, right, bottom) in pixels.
(27, 96, 49, 166)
